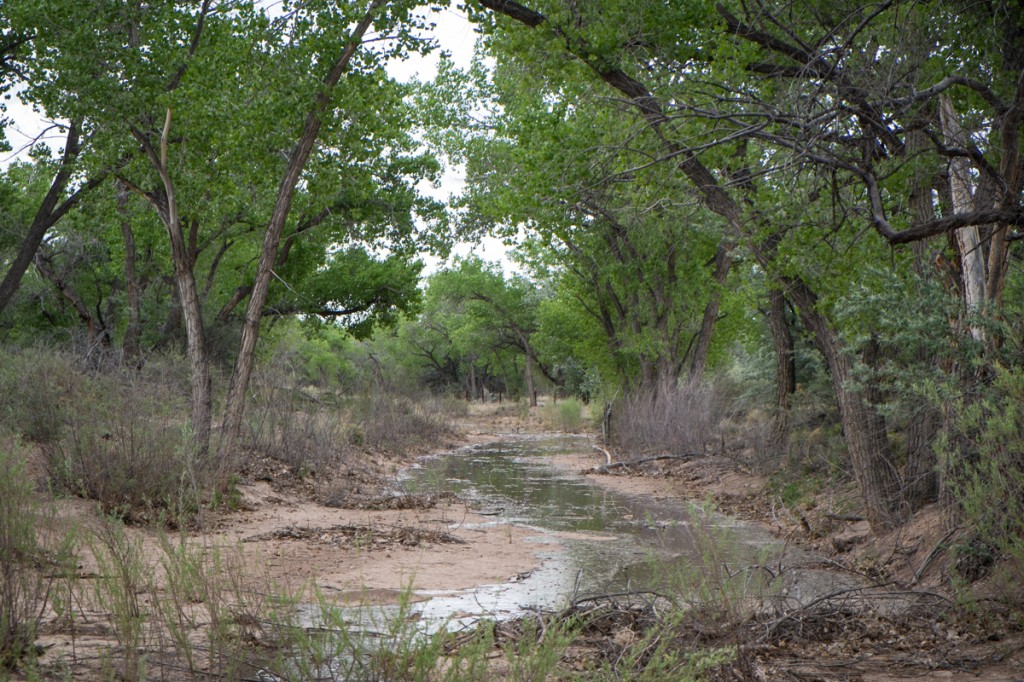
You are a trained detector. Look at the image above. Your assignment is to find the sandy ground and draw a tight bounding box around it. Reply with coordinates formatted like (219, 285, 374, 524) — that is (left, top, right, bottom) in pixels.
(20, 401, 1024, 680)
(202, 480, 543, 602)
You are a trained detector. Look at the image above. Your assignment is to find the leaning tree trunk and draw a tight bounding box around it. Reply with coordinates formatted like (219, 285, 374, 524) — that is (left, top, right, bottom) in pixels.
(688, 241, 734, 383)
(0, 122, 105, 314)
(221, 0, 385, 452)
(787, 279, 905, 532)
(524, 345, 537, 407)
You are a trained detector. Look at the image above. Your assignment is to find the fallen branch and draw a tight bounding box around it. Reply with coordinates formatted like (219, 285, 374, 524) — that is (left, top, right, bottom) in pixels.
(826, 513, 866, 522)
(913, 527, 959, 584)
(583, 453, 699, 474)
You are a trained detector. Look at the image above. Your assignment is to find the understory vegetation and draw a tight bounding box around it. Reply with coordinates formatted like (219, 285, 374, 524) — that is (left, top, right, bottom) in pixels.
(0, 339, 1019, 680)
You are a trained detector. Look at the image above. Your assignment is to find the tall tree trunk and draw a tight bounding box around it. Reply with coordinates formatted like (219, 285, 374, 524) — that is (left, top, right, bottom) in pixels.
(170, 215, 213, 458)
(688, 241, 734, 383)
(128, 111, 212, 457)
(787, 278, 905, 532)
(901, 127, 941, 509)
(940, 96, 986, 342)
(118, 182, 143, 363)
(903, 403, 940, 509)
(766, 288, 795, 453)
(221, 0, 385, 452)
(983, 32, 1024, 312)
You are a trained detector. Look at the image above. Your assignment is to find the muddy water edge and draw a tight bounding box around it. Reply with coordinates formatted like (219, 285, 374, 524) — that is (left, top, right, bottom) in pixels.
(398, 434, 856, 627)
(242, 434, 862, 680)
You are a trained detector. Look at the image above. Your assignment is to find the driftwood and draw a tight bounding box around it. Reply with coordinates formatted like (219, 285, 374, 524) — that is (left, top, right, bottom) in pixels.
(241, 523, 465, 546)
(913, 527, 959, 584)
(826, 513, 867, 522)
(583, 453, 699, 474)
(592, 444, 613, 465)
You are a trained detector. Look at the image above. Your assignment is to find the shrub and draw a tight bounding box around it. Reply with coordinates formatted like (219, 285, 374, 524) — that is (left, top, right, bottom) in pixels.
(608, 377, 721, 456)
(89, 518, 150, 681)
(540, 398, 586, 432)
(247, 396, 351, 477)
(43, 369, 202, 525)
(941, 364, 1024, 592)
(0, 443, 75, 670)
(0, 346, 75, 443)
(245, 362, 352, 476)
(354, 390, 457, 451)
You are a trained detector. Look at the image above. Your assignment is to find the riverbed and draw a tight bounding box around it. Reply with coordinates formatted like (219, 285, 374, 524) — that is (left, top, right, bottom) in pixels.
(367, 434, 850, 632)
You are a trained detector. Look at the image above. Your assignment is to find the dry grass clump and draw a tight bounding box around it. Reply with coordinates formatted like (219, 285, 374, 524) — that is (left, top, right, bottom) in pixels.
(0, 348, 207, 525)
(608, 377, 724, 457)
(539, 397, 587, 432)
(246, 365, 461, 482)
(353, 390, 460, 451)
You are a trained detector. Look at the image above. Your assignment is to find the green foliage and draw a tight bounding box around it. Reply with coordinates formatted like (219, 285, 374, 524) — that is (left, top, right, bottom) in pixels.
(941, 365, 1024, 590)
(260, 584, 452, 682)
(390, 256, 551, 398)
(502, 615, 579, 681)
(0, 0, 444, 363)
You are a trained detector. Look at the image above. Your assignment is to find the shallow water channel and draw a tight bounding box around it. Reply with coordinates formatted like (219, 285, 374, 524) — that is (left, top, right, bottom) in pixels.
(268, 434, 854, 679)
(397, 434, 788, 628)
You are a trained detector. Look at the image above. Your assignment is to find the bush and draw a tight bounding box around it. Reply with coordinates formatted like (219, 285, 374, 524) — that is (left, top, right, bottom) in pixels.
(245, 362, 353, 476)
(609, 378, 721, 456)
(42, 369, 202, 526)
(355, 390, 457, 450)
(942, 364, 1024, 591)
(540, 398, 586, 432)
(0, 443, 75, 670)
(0, 346, 75, 443)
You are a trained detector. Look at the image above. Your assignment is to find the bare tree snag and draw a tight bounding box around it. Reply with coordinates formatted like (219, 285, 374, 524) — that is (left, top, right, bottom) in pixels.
(940, 97, 986, 342)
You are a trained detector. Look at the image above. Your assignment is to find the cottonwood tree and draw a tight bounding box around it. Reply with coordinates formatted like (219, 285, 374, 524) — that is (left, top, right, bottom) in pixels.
(457, 52, 727, 397)
(7, 0, 449, 458)
(426, 257, 552, 404)
(467, 0, 1000, 530)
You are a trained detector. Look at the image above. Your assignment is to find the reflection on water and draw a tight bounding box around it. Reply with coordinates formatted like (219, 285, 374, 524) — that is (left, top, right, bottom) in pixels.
(400, 435, 780, 617)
